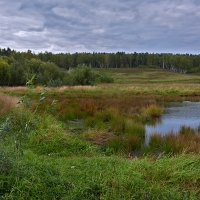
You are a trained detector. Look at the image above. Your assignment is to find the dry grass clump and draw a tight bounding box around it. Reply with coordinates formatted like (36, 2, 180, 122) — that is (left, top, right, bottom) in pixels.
(0, 93, 19, 114)
(85, 130, 113, 145)
(143, 104, 164, 118)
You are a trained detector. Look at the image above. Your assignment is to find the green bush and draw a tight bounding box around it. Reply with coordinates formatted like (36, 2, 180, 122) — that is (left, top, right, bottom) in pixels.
(64, 65, 114, 86)
(95, 71, 114, 83)
(26, 59, 64, 86)
(69, 64, 96, 85)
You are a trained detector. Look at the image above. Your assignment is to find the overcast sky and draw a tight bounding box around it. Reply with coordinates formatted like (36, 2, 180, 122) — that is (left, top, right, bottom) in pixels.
(0, 0, 200, 53)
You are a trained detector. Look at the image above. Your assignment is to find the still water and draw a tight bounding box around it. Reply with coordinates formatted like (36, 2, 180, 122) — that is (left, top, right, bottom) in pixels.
(145, 101, 200, 144)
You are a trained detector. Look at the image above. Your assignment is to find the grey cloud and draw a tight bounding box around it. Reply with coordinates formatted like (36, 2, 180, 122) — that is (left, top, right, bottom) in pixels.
(0, 0, 200, 53)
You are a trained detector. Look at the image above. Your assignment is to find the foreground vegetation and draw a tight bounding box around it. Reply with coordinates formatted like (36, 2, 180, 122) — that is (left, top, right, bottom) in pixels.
(1, 68, 200, 199)
(1, 109, 200, 199)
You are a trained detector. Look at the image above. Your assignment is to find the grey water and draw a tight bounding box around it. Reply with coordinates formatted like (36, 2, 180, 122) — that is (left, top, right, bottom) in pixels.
(145, 101, 200, 144)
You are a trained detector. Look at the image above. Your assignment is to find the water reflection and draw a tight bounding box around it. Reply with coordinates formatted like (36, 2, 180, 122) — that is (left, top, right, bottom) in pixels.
(145, 101, 200, 144)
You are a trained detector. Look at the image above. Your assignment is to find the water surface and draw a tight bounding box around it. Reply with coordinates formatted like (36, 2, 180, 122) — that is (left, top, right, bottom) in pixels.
(145, 101, 200, 144)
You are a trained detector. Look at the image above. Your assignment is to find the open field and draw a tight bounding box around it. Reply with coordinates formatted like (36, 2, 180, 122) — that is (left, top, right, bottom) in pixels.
(99, 68, 200, 84)
(1, 68, 200, 96)
(1, 68, 200, 199)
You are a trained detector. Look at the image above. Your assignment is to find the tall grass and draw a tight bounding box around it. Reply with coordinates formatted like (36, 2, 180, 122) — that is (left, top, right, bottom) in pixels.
(0, 94, 19, 114)
(1, 152, 200, 199)
(147, 126, 200, 154)
(142, 104, 164, 119)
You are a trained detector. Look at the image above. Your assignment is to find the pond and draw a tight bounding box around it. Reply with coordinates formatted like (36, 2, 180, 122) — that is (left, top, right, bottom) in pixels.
(145, 101, 200, 144)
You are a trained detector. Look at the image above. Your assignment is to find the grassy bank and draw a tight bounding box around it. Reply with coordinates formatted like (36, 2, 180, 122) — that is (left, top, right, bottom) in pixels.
(1, 111, 200, 199)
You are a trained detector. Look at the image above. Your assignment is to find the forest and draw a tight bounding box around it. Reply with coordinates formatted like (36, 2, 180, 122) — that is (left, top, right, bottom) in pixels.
(1, 47, 200, 86)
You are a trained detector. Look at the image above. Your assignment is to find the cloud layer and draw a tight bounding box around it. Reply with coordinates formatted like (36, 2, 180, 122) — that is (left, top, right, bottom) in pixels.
(0, 0, 200, 53)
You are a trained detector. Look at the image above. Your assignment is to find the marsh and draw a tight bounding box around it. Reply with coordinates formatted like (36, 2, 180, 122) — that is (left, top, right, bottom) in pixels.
(145, 101, 200, 144)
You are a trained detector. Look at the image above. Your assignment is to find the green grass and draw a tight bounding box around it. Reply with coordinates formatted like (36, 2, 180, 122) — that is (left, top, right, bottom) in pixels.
(1, 109, 200, 199)
(99, 68, 200, 84)
(1, 150, 200, 199)
(1, 68, 200, 98)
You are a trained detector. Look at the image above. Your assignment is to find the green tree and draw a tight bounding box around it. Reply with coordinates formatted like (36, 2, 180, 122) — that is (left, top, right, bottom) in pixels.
(0, 57, 11, 86)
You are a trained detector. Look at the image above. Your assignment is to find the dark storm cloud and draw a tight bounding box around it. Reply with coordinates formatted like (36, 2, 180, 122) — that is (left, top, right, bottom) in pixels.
(0, 0, 200, 53)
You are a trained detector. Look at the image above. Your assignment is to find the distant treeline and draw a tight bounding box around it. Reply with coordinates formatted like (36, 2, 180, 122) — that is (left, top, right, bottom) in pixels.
(0, 47, 200, 86)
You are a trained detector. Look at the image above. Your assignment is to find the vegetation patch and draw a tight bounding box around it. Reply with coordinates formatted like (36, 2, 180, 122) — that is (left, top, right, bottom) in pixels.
(1, 68, 200, 199)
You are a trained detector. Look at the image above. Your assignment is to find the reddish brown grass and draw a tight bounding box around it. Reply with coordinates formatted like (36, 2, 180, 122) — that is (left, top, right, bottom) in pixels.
(0, 93, 19, 114)
(85, 131, 113, 145)
(150, 132, 200, 153)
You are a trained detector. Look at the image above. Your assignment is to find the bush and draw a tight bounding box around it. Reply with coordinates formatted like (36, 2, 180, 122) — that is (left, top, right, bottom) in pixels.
(27, 59, 64, 86)
(63, 65, 114, 86)
(69, 64, 96, 86)
(47, 79, 63, 87)
(95, 71, 114, 83)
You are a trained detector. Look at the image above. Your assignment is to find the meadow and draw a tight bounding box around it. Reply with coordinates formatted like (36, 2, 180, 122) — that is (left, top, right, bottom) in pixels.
(1, 68, 200, 199)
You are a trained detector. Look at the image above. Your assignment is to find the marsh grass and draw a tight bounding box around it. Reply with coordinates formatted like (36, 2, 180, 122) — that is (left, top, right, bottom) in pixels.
(147, 127, 200, 154)
(84, 130, 113, 146)
(0, 93, 19, 114)
(1, 68, 200, 199)
(105, 132, 144, 154)
(32, 89, 200, 156)
(142, 104, 164, 119)
(5, 87, 198, 156)
(85, 108, 144, 136)
(180, 125, 196, 135)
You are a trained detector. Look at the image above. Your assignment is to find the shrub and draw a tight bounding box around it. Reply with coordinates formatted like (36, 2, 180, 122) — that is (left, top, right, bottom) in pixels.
(95, 71, 114, 83)
(25, 59, 65, 86)
(69, 64, 96, 86)
(64, 65, 114, 86)
(47, 79, 63, 87)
